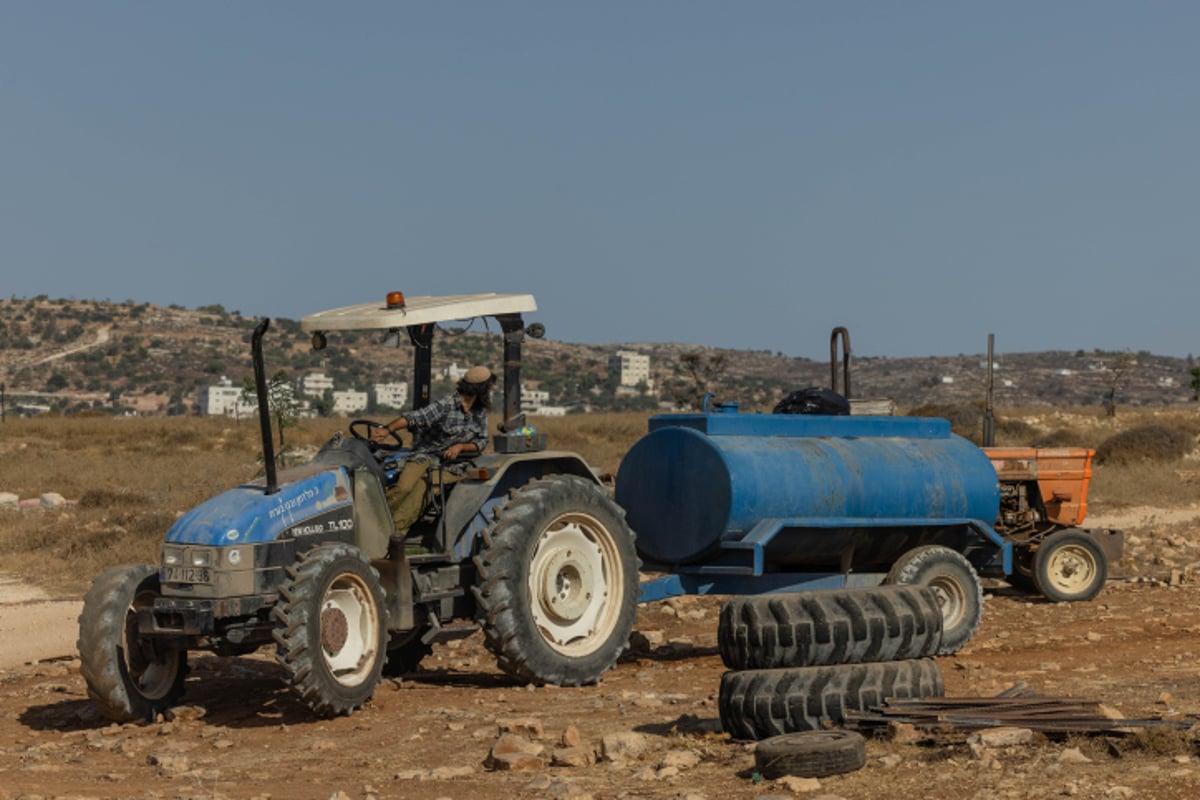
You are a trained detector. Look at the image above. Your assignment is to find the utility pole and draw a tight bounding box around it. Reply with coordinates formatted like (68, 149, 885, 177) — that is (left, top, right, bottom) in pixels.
(983, 334, 995, 447)
(1, 382, 6, 422)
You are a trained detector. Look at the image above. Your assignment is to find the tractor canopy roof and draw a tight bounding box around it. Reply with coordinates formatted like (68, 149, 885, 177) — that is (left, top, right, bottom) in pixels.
(300, 292, 537, 333)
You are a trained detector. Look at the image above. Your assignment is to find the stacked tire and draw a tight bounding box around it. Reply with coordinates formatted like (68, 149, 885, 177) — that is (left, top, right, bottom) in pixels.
(718, 585, 946, 741)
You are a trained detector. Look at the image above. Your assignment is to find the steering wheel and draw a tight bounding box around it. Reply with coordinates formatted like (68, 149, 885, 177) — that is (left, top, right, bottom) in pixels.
(349, 419, 405, 450)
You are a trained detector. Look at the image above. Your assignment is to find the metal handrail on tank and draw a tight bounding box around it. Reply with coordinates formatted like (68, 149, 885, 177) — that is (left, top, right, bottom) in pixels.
(830, 326, 851, 399)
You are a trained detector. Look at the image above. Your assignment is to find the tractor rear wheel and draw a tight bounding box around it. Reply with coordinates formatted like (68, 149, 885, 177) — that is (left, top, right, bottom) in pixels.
(473, 475, 639, 685)
(1033, 530, 1108, 602)
(886, 545, 982, 655)
(273, 543, 388, 716)
(78, 564, 187, 723)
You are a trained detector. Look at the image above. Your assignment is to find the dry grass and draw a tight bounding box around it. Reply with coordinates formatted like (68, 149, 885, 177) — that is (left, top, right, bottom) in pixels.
(2, 406, 1197, 594)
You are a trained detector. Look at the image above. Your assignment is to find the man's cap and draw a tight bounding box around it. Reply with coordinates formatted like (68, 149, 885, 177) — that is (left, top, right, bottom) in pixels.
(464, 365, 493, 384)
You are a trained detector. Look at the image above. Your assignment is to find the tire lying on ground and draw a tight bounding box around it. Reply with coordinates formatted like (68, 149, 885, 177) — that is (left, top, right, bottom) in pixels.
(719, 658, 944, 740)
(754, 730, 868, 779)
(885, 545, 983, 655)
(718, 585, 943, 671)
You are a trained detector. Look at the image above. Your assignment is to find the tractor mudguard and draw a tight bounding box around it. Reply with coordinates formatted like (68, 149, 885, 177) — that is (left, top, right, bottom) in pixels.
(441, 450, 599, 559)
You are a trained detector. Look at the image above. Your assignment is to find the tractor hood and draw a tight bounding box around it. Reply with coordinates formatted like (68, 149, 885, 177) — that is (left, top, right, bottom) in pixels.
(165, 465, 353, 547)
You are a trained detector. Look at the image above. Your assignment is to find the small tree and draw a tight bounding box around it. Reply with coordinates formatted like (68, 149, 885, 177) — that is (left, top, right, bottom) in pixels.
(1189, 366, 1200, 401)
(241, 370, 302, 452)
(672, 351, 728, 410)
(1103, 352, 1136, 418)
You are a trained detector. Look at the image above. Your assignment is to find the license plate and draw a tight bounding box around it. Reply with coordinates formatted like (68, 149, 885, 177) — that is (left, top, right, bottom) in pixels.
(163, 566, 212, 584)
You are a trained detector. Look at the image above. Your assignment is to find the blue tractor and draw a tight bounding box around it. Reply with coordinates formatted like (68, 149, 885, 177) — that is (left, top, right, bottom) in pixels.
(78, 293, 640, 721)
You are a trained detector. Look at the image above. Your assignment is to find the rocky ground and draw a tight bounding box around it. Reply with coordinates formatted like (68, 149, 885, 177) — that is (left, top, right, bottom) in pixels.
(3, 508, 1200, 800)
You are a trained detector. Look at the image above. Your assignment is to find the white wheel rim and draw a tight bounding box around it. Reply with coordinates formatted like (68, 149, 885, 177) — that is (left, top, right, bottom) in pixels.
(1045, 544, 1097, 594)
(320, 573, 380, 686)
(528, 512, 624, 656)
(927, 576, 967, 630)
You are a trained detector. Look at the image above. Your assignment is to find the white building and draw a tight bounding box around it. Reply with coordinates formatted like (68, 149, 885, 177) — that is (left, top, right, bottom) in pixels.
(530, 405, 568, 417)
(609, 350, 653, 390)
(371, 382, 408, 410)
(442, 362, 469, 381)
(296, 371, 334, 397)
(521, 385, 551, 414)
(199, 376, 257, 417)
(332, 389, 369, 416)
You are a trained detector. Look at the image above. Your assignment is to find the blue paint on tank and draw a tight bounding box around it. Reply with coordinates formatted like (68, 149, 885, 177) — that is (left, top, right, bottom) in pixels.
(615, 413, 1000, 566)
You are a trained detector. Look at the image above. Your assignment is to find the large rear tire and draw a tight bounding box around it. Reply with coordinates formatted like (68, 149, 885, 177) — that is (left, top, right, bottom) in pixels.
(273, 543, 388, 716)
(473, 475, 639, 685)
(886, 545, 982, 655)
(1033, 530, 1108, 602)
(78, 564, 187, 723)
(718, 585, 943, 670)
(719, 658, 944, 740)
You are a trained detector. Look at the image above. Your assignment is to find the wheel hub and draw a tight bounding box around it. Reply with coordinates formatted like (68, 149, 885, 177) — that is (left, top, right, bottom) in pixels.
(1046, 544, 1095, 591)
(321, 605, 350, 655)
(528, 516, 615, 655)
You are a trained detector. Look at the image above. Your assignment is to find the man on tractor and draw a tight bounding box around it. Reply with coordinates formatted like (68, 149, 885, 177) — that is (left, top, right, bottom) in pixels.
(372, 364, 498, 535)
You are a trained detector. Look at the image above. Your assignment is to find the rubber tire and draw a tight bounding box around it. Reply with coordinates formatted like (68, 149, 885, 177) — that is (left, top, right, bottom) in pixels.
(473, 475, 640, 685)
(886, 545, 983, 655)
(1033, 530, 1108, 603)
(77, 564, 187, 723)
(381, 627, 433, 677)
(719, 658, 944, 740)
(718, 585, 943, 670)
(273, 543, 388, 717)
(1006, 550, 1038, 593)
(754, 730, 867, 779)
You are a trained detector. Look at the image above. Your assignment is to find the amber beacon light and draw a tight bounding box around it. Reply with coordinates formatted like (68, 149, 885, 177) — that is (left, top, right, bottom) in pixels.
(386, 291, 406, 309)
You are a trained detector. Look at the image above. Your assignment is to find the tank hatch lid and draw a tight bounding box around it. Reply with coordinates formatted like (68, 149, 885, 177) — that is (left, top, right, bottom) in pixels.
(300, 293, 537, 332)
(648, 413, 952, 439)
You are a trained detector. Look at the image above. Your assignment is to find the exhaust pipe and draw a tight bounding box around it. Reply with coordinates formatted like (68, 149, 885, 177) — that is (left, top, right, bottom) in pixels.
(251, 318, 279, 495)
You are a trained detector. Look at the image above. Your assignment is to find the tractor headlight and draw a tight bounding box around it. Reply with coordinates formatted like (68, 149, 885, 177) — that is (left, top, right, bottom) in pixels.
(163, 547, 183, 566)
(191, 549, 213, 567)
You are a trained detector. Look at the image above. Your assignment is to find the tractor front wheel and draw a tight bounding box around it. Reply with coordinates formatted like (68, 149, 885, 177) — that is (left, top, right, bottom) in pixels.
(273, 543, 388, 716)
(474, 475, 639, 685)
(1033, 530, 1108, 603)
(77, 564, 187, 723)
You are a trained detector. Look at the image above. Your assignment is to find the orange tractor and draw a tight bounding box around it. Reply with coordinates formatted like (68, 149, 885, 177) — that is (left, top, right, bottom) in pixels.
(986, 447, 1122, 602)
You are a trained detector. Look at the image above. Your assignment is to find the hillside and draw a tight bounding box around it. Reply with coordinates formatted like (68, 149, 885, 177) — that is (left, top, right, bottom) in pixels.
(0, 296, 1196, 416)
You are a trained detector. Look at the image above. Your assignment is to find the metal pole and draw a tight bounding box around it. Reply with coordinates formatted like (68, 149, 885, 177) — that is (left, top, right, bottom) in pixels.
(983, 333, 996, 447)
(251, 318, 279, 495)
(1, 382, 5, 422)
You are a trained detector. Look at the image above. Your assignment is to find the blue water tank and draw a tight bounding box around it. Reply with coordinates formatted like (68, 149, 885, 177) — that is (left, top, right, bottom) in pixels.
(615, 413, 1000, 566)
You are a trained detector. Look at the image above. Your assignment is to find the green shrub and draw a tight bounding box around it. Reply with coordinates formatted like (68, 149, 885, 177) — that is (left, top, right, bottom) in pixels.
(1095, 425, 1193, 465)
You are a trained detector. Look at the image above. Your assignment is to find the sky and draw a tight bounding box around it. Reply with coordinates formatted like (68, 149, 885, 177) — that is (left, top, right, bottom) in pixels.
(2, 2, 1198, 359)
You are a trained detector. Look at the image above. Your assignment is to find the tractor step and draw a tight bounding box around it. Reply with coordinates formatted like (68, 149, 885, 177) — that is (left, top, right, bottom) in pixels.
(420, 622, 479, 645)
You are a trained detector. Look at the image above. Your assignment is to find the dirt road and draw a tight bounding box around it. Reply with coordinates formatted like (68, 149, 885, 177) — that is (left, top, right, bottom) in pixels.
(3, 568, 1200, 800)
(0, 576, 81, 670)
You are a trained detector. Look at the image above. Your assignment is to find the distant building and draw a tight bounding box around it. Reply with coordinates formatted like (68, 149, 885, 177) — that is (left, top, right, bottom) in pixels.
(199, 376, 256, 417)
(940, 376, 955, 385)
(332, 389, 369, 416)
(609, 350, 653, 390)
(442, 362, 469, 381)
(521, 385, 551, 414)
(296, 371, 334, 397)
(371, 382, 408, 410)
(530, 405, 567, 417)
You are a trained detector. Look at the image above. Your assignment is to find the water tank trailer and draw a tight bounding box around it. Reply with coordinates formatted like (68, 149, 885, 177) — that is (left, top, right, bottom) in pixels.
(619, 401, 1123, 652)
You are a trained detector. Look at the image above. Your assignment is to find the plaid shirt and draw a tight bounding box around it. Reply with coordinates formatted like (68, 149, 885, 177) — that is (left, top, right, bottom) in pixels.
(404, 395, 489, 457)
